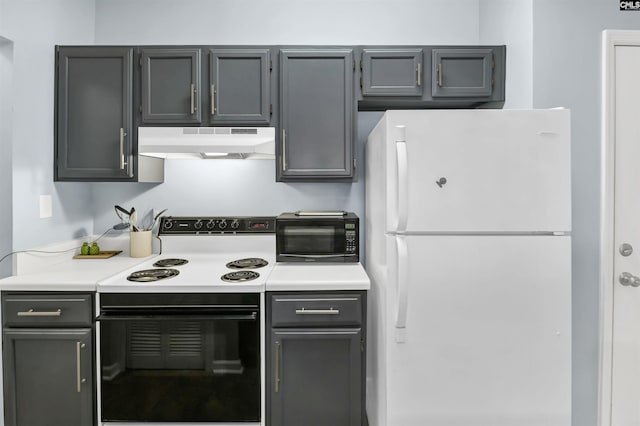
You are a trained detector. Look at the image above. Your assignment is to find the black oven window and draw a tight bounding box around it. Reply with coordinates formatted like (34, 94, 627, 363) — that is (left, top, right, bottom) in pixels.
(283, 226, 338, 254)
(100, 317, 260, 422)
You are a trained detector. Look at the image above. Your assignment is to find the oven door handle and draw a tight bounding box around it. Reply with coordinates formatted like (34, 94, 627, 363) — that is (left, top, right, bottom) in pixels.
(96, 312, 257, 321)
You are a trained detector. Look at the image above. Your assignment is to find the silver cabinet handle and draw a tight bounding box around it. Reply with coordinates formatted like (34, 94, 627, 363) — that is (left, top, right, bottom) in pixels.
(119, 128, 127, 170)
(211, 84, 216, 116)
(295, 308, 340, 315)
(17, 309, 62, 317)
(437, 62, 443, 87)
(282, 129, 287, 172)
(274, 340, 281, 393)
(417, 62, 422, 87)
(190, 83, 197, 115)
(76, 342, 86, 393)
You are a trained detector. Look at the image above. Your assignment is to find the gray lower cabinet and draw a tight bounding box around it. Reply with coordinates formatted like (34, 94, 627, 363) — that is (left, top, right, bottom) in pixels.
(209, 48, 271, 125)
(141, 47, 202, 124)
(2, 293, 94, 426)
(431, 47, 495, 98)
(55, 46, 135, 181)
(3, 329, 93, 426)
(361, 48, 423, 97)
(279, 49, 356, 181)
(267, 292, 366, 426)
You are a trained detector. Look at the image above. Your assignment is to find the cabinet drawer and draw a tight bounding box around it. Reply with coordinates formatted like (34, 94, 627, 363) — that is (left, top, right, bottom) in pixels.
(2, 293, 93, 327)
(270, 294, 362, 327)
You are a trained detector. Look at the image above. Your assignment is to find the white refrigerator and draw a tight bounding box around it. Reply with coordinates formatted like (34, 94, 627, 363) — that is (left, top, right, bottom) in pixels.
(365, 109, 571, 426)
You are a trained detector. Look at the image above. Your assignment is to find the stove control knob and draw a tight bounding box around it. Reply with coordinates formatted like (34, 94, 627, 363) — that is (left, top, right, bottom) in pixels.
(206, 219, 215, 229)
(163, 219, 174, 230)
(218, 219, 228, 230)
(231, 219, 240, 230)
(194, 220, 203, 230)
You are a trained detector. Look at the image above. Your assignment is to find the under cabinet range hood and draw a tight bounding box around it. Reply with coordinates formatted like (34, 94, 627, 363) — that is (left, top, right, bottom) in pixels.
(138, 127, 275, 159)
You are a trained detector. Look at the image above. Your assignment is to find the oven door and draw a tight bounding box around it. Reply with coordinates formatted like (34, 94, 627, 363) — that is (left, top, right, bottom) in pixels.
(276, 218, 352, 262)
(97, 299, 260, 423)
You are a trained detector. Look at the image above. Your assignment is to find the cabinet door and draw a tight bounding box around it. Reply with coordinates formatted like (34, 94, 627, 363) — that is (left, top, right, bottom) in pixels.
(209, 48, 271, 124)
(141, 48, 202, 124)
(3, 328, 93, 426)
(269, 328, 362, 426)
(279, 49, 355, 180)
(361, 49, 423, 96)
(431, 48, 494, 98)
(56, 47, 134, 180)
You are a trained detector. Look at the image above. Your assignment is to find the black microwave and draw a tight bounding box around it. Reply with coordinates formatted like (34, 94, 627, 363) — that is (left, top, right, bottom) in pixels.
(276, 212, 359, 262)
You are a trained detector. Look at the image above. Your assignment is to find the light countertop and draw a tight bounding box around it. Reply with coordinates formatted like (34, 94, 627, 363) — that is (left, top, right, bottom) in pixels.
(0, 254, 157, 291)
(266, 262, 370, 291)
(0, 237, 370, 292)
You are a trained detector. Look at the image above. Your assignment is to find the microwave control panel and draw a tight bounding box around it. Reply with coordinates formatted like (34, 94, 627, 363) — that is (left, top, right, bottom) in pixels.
(345, 223, 357, 253)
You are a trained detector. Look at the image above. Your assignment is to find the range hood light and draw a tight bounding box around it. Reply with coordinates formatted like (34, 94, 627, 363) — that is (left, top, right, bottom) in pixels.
(138, 127, 275, 160)
(201, 152, 229, 158)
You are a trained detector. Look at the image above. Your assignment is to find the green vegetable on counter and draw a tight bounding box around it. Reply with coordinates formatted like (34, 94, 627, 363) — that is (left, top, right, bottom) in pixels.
(89, 242, 100, 255)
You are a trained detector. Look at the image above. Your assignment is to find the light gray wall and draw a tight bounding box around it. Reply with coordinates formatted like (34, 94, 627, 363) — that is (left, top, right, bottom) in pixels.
(479, 0, 533, 108)
(531, 3, 640, 426)
(91, 0, 481, 232)
(93, 112, 384, 233)
(0, 37, 12, 278)
(95, 0, 480, 45)
(0, 0, 97, 254)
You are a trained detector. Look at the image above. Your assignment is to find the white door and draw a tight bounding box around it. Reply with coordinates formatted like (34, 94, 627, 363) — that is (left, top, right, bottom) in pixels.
(603, 39, 640, 425)
(382, 109, 571, 233)
(384, 235, 571, 426)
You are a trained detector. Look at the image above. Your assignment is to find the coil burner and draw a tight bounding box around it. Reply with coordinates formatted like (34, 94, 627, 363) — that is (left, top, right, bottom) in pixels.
(225, 258, 268, 269)
(127, 268, 180, 282)
(153, 258, 189, 267)
(221, 270, 260, 283)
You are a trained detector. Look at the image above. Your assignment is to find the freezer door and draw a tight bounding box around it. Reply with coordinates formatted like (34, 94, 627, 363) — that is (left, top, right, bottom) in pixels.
(381, 234, 571, 426)
(383, 109, 571, 233)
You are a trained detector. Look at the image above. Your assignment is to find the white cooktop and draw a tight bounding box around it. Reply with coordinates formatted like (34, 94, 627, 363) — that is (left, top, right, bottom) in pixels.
(97, 252, 276, 293)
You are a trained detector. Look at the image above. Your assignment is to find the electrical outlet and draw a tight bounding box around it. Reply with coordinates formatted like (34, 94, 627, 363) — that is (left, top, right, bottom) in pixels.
(39, 195, 52, 218)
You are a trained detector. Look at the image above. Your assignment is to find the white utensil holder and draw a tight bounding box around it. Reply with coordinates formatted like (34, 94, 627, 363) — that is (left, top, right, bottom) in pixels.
(130, 230, 152, 258)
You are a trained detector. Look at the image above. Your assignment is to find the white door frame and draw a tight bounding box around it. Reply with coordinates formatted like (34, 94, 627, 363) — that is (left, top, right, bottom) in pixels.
(599, 29, 640, 426)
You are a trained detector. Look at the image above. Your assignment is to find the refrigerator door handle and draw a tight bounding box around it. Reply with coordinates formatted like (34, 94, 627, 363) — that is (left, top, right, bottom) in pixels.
(395, 235, 409, 343)
(396, 127, 409, 232)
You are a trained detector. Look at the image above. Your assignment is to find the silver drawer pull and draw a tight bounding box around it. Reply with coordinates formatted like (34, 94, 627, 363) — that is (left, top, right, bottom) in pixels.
(295, 308, 340, 315)
(17, 309, 62, 317)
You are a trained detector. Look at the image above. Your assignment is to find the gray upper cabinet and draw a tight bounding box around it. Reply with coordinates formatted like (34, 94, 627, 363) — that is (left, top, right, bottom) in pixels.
(209, 48, 271, 125)
(55, 46, 134, 181)
(431, 47, 494, 98)
(279, 49, 355, 181)
(141, 48, 202, 124)
(361, 48, 423, 96)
